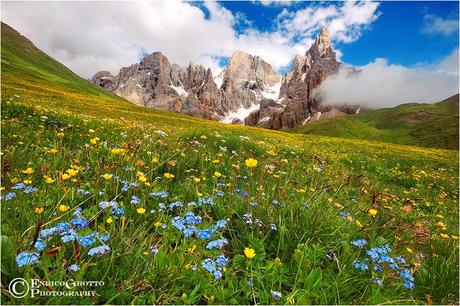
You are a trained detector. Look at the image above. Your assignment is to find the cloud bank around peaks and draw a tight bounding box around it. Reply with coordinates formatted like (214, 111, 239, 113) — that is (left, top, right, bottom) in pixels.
(1, 1, 380, 78)
(313, 48, 459, 108)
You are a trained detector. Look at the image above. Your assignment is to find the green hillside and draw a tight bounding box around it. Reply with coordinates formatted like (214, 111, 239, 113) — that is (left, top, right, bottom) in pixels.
(288, 95, 459, 150)
(1, 22, 458, 305)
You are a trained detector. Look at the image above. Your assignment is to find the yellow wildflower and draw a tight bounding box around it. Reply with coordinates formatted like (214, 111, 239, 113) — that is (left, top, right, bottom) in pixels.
(164, 172, 175, 179)
(56, 132, 64, 138)
(90, 137, 99, 145)
(22, 167, 34, 175)
(440, 233, 450, 239)
(244, 247, 256, 260)
(137, 207, 146, 214)
(88, 129, 95, 133)
(35, 207, 44, 214)
(211, 159, 220, 164)
(267, 149, 277, 156)
(214, 171, 222, 178)
(274, 257, 282, 266)
(151, 157, 159, 164)
(58, 204, 70, 212)
(23, 179, 32, 185)
(48, 148, 58, 155)
(61, 173, 70, 180)
(106, 217, 113, 224)
(154, 221, 162, 228)
(406, 247, 414, 253)
(245, 158, 258, 168)
(193, 177, 201, 183)
(368, 209, 378, 217)
(138, 175, 147, 183)
(102, 173, 113, 180)
(111, 148, 125, 155)
(187, 244, 197, 254)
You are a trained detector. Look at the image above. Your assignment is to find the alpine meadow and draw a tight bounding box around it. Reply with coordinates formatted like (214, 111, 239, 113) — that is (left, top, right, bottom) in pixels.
(0, 1, 459, 305)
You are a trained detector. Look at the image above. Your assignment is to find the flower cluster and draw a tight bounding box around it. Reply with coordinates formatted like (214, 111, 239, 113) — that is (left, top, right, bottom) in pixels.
(352, 241, 415, 290)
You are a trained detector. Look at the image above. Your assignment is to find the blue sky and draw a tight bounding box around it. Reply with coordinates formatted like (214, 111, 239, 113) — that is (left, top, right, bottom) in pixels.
(218, 1, 459, 68)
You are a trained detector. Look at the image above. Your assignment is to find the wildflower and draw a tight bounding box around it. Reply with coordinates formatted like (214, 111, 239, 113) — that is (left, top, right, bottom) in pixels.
(244, 247, 256, 260)
(212, 159, 220, 164)
(66, 169, 78, 176)
(102, 173, 113, 180)
(373, 278, 383, 286)
(151, 157, 159, 164)
(61, 230, 79, 243)
(80, 235, 96, 247)
(87, 245, 110, 257)
(270, 224, 277, 231)
(111, 148, 125, 155)
(451, 235, 459, 240)
(150, 245, 159, 254)
(61, 173, 70, 180)
(245, 158, 258, 168)
(440, 233, 449, 239)
(214, 171, 222, 178)
(267, 149, 277, 156)
(193, 177, 201, 183)
(35, 207, 44, 214)
(16, 252, 40, 267)
(351, 239, 368, 248)
(44, 176, 55, 184)
(34, 239, 46, 251)
(247, 280, 253, 287)
(22, 167, 34, 175)
(197, 229, 212, 240)
(138, 175, 147, 182)
(58, 204, 70, 212)
(56, 132, 64, 138)
(137, 207, 146, 214)
(154, 221, 162, 228)
(164, 173, 175, 179)
(90, 137, 99, 145)
(206, 238, 228, 250)
(368, 209, 378, 217)
(167, 160, 177, 167)
(88, 129, 95, 133)
(271, 291, 282, 301)
(5, 192, 16, 201)
(353, 260, 368, 271)
(71, 217, 89, 230)
(106, 217, 113, 224)
(48, 148, 58, 155)
(406, 247, 414, 253)
(274, 257, 282, 266)
(187, 244, 197, 254)
(68, 264, 80, 272)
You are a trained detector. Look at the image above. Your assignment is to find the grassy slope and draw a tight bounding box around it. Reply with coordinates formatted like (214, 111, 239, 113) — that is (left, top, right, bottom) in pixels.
(1, 22, 459, 304)
(288, 96, 459, 150)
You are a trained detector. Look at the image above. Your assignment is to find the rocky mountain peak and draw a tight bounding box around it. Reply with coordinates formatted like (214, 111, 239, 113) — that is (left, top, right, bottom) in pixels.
(307, 26, 336, 61)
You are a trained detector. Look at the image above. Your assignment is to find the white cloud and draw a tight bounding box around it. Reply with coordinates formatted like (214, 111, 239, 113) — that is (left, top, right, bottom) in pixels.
(422, 13, 459, 36)
(313, 48, 459, 108)
(276, 1, 380, 44)
(1, 1, 380, 78)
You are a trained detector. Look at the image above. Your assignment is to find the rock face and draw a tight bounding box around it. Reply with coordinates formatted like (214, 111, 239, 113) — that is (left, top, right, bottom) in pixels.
(91, 26, 353, 128)
(245, 26, 342, 129)
(91, 50, 280, 121)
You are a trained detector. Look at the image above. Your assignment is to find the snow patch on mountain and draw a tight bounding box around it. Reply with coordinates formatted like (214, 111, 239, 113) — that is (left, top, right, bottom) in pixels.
(261, 81, 281, 100)
(170, 85, 187, 96)
(221, 103, 260, 124)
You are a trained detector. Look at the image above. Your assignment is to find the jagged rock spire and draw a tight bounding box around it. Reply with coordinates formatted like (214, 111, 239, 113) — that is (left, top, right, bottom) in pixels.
(307, 26, 336, 60)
